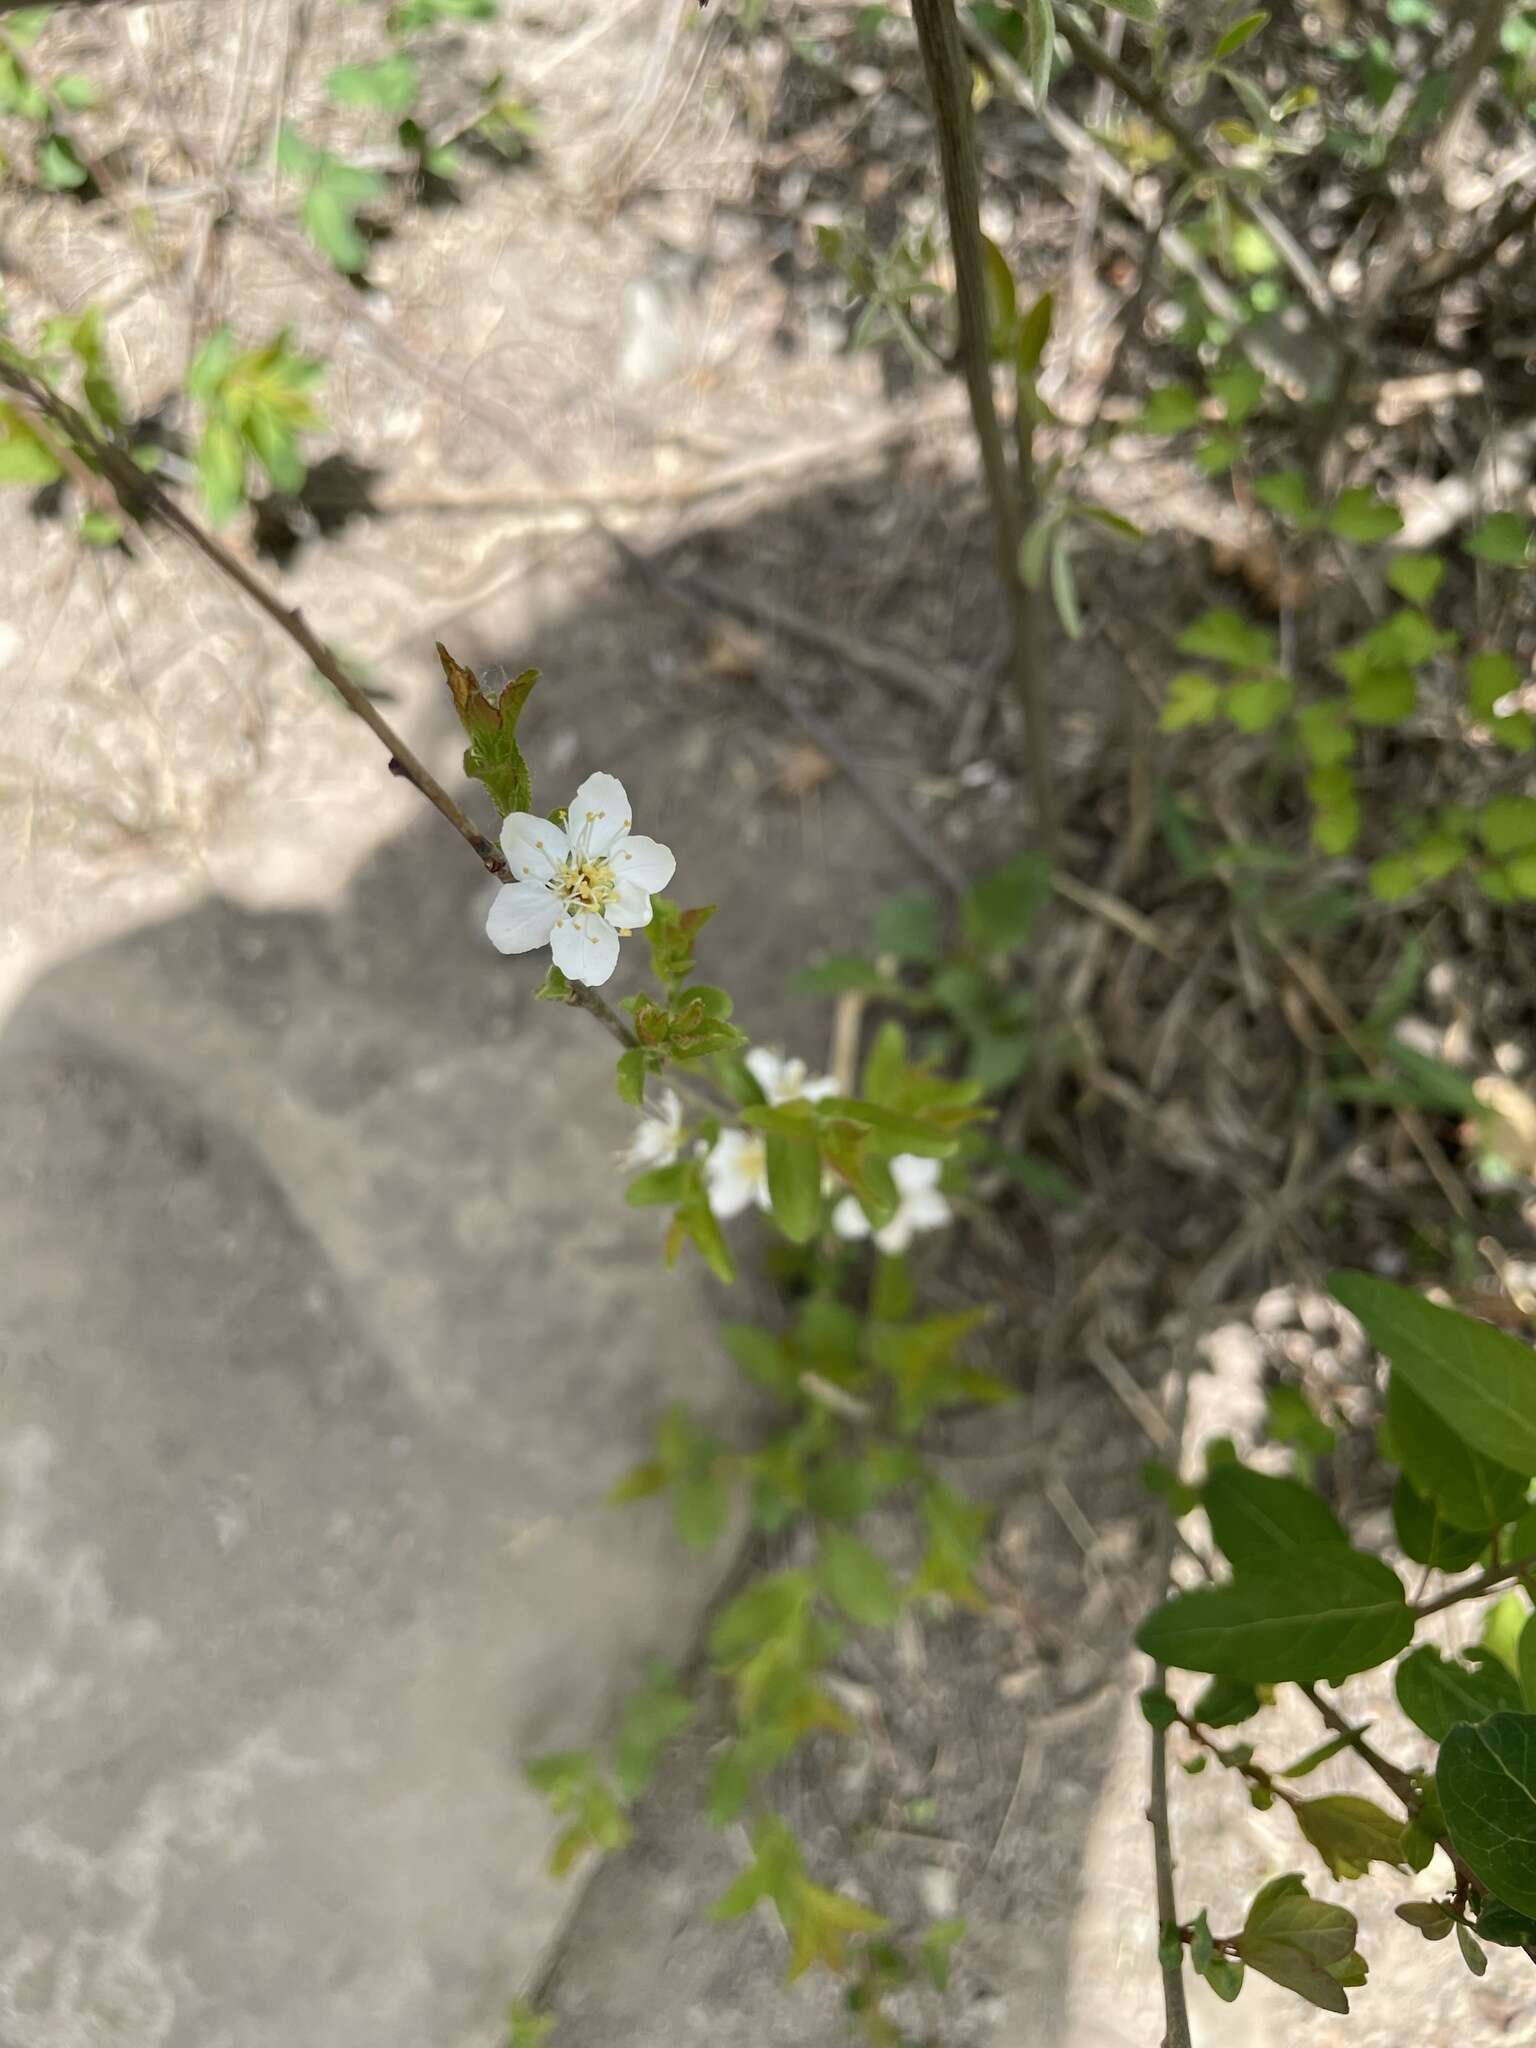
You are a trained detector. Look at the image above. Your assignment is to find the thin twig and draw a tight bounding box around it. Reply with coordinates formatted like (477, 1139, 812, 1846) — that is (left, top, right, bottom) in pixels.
(1299, 1686, 1419, 1808)
(1149, 1669, 1194, 2048)
(1413, 1549, 1536, 1619)
(911, 0, 1055, 851)
(1054, 16, 1340, 336)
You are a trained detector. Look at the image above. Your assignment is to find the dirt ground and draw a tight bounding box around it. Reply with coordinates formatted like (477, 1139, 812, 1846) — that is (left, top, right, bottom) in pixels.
(4, 2, 1536, 2045)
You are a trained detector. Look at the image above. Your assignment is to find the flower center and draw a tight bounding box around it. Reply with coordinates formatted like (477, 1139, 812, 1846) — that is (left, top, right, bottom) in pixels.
(556, 854, 617, 914)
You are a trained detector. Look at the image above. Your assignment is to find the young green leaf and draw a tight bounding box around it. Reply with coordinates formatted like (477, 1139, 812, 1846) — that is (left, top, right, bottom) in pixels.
(1463, 512, 1531, 566)
(1214, 10, 1269, 58)
(1160, 669, 1223, 732)
(1201, 1463, 1349, 1569)
(1296, 1795, 1408, 1880)
(1333, 1272, 1536, 1478)
(1387, 553, 1445, 605)
(1395, 1645, 1522, 1744)
(1135, 1547, 1413, 1682)
(1438, 1712, 1536, 1915)
(1327, 488, 1402, 543)
(327, 53, 419, 113)
(1176, 608, 1277, 669)
(1233, 1874, 1362, 2013)
(820, 1529, 902, 1627)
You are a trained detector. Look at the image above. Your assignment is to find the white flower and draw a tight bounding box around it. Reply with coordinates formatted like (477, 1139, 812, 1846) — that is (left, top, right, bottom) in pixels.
(619, 1089, 683, 1172)
(833, 1153, 951, 1255)
(745, 1045, 838, 1106)
(485, 771, 675, 988)
(703, 1128, 772, 1218)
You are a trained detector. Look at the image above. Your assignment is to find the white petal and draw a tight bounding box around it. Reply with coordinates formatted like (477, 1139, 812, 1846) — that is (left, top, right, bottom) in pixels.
(604, 878, 654, 930)
(874, 1213, 916, 1255)
(831, 1194, 872, 1241)
(704, 1130, 767, 1218)
(745, 1047, 787, 1100)
(486, 881, 560, 955)
(616, 833, 674, 892)
(903, 1189, 952, 1235)
(499, 812, 569, 882)
(801, 1074, 839, 1102)
(891, 1153, 942, 1194)
(550, 907, 622, 986)
(569, 773, 631, 858)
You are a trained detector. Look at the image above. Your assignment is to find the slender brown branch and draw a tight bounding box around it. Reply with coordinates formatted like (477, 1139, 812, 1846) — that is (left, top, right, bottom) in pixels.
(1053, 16, 1339, 334)
(1299, 1686, 1419, 1809)
(0, 350, 510, 882)
(910, 0, 1055, 853)
(1413, 1550, 1536, 1619)
(565, 982, 636, 1051)
(1149, 1670, 1195, 2048)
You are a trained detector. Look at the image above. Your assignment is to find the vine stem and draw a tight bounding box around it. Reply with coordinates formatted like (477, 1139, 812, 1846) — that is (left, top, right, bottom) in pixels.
(909, 0, 1055, 855)
(1149, 1668, 1194, 2048)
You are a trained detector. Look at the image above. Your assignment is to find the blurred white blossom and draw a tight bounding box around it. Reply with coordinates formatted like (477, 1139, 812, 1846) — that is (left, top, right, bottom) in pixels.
(833, 1154, 950, 1255)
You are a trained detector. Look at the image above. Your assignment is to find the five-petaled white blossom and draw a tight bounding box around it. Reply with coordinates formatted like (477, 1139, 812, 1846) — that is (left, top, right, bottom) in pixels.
(619, 1088, 683, 1173)
(745, 1046, 837, 1106)
(704, 1128, 772, 1218)
(485, 772, 675, 987)
(833, 1153, 951, 1254)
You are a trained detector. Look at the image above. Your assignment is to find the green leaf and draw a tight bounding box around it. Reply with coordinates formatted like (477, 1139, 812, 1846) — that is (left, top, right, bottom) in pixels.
(0, 403, 62, 485)
(53, 72, 97, 111)
(1023, 0, 1055, 104)
(438, 643, 538, 818)
(38, 133, 87, 190)
(1479, 795, 1536, 860)
(1349, 666, 1416, 724)
(1333, 1272, 1536, 1478)
(1468, 649, 1520, 720)
(1521, 1612, 1536, 1712)
(1464, 512, 1531, 566)
(1049, 533, 1082, 638)
(1202, 1464, 1349, 1569)
(872, 891, 941, 962)
(1253, 469, 1317, 526)
(1439, 1712, 1536, 1915)
(614, 1659, 693, 1800)
(1266, 1382, 1336, 1457)
(1139, 1685, 1178, 1731)
(1295, 700, 1355, 768)
(820, 1529, 901, 1627)
(1296, 1795, 1407, 1879)
(1135, 1546, 1413, 1682)
(1482, 1590, 1530, 1678)
(1327, 488, 1402, 543)
(919, 1917, 966, 1992)
(1395, 1645, 1522, 1744)
(766, 1127, 823, 1245)
(327, 53, 419, 113)
(1385, 1375, 1527, 1534)
(77, 508, 121, 547)
(961, 849, 1052, 953)
(1277, 1731, 1354, 1779)
(1015, 290, 1053, 377)
(1191, 1677, 1263, 1728)
(1214, 10, 1269, 58)
(1387, 553, 1445, 605)
(1457, 1922, 1489, 1976)
(615, 1047, 647, 1108)
(1234, 1874, 1361, 2013)
(1226, 672, 1294, 732)
(197, 416, 247, 525)
(1391, 1473, 1487, 1573)
(1138, 382, 1201, 434)
(1176, 608, 1276, 669)
(1160, 669, 1223, 732)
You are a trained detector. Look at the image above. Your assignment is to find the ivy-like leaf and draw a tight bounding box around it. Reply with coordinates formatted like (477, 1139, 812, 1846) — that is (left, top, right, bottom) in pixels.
(1136, 1546, 1412, 1683)
(1439, 1712, 1536, 1915)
